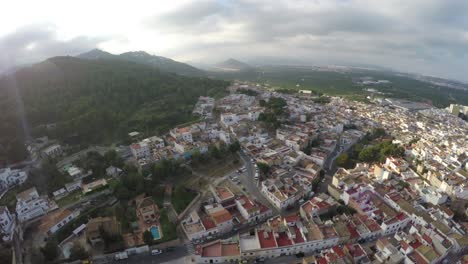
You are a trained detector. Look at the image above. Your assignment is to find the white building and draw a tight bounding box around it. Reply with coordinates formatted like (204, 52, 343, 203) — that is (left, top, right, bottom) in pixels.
(39, 209, 80, 235)
(415, 183, 448, 205)
(65, 180, 82, 192)
(16, 187, 50, 222)
(0, 168, 28, 190)
(235, 195, 272, 223)
(42, 144, 63, 158)
(67, 166, 84, 178)
(220, 113, 239, 127)
(0, 206, 15, 242)
(130, 142, 150, 159)
(260, 180, 302, 210)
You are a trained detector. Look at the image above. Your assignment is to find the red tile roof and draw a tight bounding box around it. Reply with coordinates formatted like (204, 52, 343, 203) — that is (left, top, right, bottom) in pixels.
(345, 244, 365, 258)
(285, 214, 300, 224)
(347, 224, 360, 239)
(202, 217, 216, 230)
(257, 231, 278, 249)
(201, 242, 221, 257)
(332, 246, 345, 258)
(276, 232, 293, 247)
(293, 226, 305, 243)
(317, 257, 327, 264)
(211, 209, 233, 224)
(410, 240, 422, 249)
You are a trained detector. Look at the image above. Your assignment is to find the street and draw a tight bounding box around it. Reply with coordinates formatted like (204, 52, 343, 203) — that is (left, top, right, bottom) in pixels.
(238, 152, 280, 215)
(97, 245, 189, 264)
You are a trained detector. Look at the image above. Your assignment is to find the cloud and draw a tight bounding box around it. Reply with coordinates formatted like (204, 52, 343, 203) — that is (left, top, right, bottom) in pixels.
(1, 0, 468, 82)
(0, 25, 104, 72)
(141, 0, 468, 81)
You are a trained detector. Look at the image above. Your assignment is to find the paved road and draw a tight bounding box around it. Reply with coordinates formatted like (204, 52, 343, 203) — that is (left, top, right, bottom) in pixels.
(97, 245, 189, 264)
(239, 152, 280, 215)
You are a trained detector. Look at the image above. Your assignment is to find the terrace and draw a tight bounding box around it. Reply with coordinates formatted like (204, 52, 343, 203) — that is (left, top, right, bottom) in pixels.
(257, 230, 278, 249)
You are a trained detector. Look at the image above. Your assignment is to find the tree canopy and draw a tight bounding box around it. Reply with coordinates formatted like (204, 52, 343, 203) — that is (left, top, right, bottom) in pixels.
(0, 57, 229, 158)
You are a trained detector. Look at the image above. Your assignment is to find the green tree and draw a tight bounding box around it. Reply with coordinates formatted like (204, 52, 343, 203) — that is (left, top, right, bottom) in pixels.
(257, 162, 270, 175)
(359, 147, 377, 162)
(229, 141, 241, 153)
(336, 153, 349, 167)
(69, 242, 88, 261)
(41, 239, 59, 261)
(209, 145, 222, 159)
(143, 230, 154, 245)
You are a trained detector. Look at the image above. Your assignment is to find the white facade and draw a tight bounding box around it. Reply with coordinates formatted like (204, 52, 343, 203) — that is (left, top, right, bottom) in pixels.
(0, 168, 28, 190)
(42, 144, 63, 158)
(260, 181, 301, 210)
(220, 113, 239, 127)
(0, 206, 15, 242)
(16, 187, 50, 222)
(130, 142, 150, 159)
(45, 210, 80, 235)
(65, 180, 82, 192)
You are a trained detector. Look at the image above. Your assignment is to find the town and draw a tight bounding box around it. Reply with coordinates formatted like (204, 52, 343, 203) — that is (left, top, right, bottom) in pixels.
(1, 81, 467, 264)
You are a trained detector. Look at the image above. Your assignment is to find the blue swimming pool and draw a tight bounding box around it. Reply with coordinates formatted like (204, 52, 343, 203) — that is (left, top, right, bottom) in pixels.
(150, 226, 160, 240)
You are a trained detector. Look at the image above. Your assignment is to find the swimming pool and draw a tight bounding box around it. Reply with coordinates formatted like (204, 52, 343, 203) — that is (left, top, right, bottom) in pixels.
(150, 225, 161, 240)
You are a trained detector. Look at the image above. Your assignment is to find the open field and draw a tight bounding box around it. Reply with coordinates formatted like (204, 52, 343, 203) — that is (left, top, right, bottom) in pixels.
(210, 66, 468, 107)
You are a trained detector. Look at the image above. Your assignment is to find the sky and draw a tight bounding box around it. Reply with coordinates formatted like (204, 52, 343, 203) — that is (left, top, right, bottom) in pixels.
(0, 0, 467, 82)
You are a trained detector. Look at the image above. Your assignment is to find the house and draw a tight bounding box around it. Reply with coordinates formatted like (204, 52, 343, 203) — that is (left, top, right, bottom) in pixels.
(182, 211, 209, 241)
(300, 194, 338, 220)
(212, 187, 235, 207)
(195, 239, 241, 264)
(106, 166, 123, 177)
(65, 180, 82, 192)
(375, 237, 404, 264)
(170, 127, 193, 142)
(52, 188, 68, 200)
(86, 217, 120, 245)
(15, 187, 50, 222)
(235, 195, 272, 223)
(0, 168, 28, 191)
(128, 131, 141, 141)
(82, 179, 107, 194)
(42, 144, 63, 158)
(67, 166, 84, 178)
(207, 206, 234, 233)
(0, 206, 15, 242)
(39, 209, 80, 235)
(130, 142, 150, 160)
(135, 196, 159, 223)
(220, 113, 239, 127)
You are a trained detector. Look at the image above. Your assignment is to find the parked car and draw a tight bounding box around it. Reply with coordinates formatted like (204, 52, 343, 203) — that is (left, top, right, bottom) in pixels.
(114, 252, 128, 260)
(151, 249, 162, 256)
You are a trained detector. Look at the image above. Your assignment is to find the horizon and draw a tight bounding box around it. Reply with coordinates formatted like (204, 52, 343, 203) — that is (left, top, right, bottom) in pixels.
(1, 1, 468, 82)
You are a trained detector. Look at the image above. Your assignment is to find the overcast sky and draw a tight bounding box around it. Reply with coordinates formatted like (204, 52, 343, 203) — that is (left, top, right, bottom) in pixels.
(1, 0, 467, 81)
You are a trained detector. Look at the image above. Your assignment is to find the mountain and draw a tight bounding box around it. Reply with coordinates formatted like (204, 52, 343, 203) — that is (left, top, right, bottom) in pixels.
(0, 57, 228, 159)
(215, 58, 254, 72)
(77, 49, 205, 77)
(77, 48, 115, 60)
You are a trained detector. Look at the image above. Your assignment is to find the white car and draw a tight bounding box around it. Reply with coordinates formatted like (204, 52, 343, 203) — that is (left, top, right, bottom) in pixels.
(151, 249, 162, 256)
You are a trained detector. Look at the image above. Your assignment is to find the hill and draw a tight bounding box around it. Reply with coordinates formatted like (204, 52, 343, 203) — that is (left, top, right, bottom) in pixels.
(76, 48, 115, 60)
(77, 49, 205, 77)
(0, 57, 229, 161)
(215, 58, 253, 72)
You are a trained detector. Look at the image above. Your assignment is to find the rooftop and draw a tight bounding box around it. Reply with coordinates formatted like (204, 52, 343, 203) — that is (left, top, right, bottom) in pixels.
(257, 230, 278, 249)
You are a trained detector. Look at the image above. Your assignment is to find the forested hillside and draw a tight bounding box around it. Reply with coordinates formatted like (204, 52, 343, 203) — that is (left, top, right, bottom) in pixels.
(0, 56, 229, 161)
(78, 49, 206, 77)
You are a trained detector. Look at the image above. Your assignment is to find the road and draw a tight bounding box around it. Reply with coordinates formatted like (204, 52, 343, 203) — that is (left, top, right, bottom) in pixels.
(95, 245, 189, 264)
(318, 140, 356, 194)
(239, 151, 280, 215)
